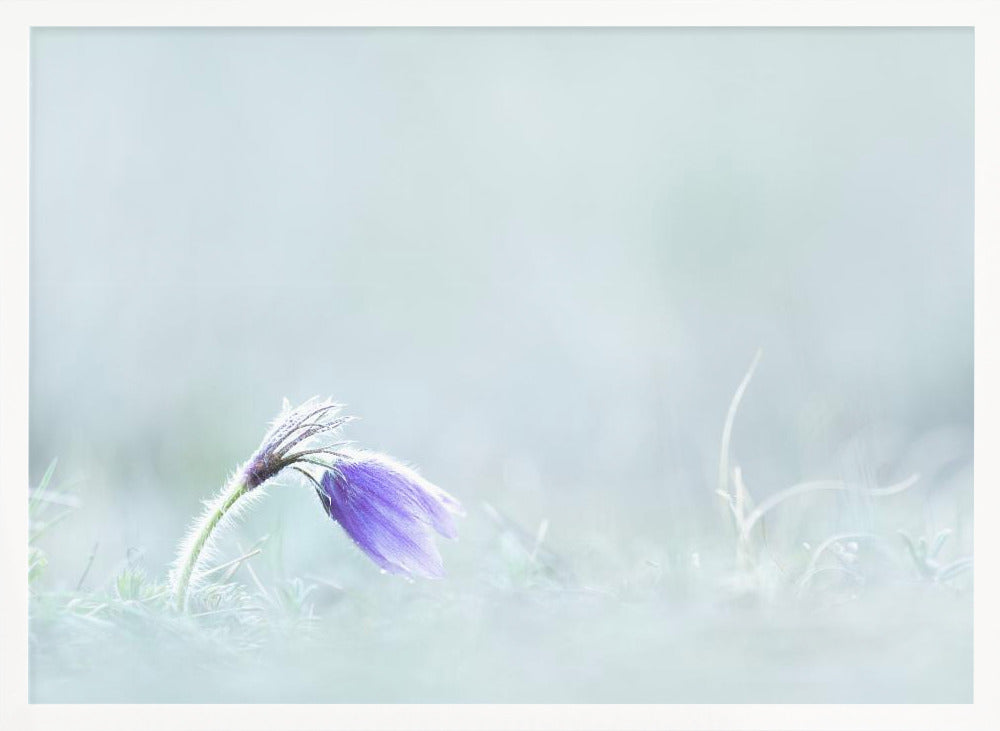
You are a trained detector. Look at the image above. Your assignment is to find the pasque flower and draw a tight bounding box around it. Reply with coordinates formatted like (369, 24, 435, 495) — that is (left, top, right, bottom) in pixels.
(317, 452, 464, 579)
(170, 398, 462, 611)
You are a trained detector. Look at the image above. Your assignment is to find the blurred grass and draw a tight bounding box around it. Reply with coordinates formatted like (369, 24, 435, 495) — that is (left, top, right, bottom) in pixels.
(28, 433, 972, 703)
(27, 355, 973, 704)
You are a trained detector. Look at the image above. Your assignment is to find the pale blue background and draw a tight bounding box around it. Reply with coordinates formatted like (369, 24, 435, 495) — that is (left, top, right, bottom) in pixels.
(30, 27, 972, 589)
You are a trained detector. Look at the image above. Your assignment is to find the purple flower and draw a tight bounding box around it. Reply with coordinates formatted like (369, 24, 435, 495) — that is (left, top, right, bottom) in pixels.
(317, 452, 463, 579)
(171, 397, 463, 612)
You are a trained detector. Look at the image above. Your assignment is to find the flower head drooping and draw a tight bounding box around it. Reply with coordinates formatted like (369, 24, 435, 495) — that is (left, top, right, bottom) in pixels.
(313, 452, 464, 579)
(170, 397, 462, 611)
(171, 397, 354, 611)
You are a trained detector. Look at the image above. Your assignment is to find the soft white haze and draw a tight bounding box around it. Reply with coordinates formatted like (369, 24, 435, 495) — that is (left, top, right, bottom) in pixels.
(29, 28, 973, 703)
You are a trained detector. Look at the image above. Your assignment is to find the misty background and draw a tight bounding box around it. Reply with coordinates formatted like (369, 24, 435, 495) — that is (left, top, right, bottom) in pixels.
(28, 28, 973, 702)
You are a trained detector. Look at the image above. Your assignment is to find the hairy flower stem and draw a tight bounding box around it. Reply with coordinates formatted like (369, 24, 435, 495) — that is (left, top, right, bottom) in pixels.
(173, 475, 250, 613)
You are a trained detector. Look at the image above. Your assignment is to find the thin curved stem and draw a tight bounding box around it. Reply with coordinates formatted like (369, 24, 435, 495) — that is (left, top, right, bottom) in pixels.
(798, 565, 864, 595)
(799, 531, 886, 587)
(738, 473, 920, 546)
(172, 475, 251, 612)
(718, 349, 762, 502)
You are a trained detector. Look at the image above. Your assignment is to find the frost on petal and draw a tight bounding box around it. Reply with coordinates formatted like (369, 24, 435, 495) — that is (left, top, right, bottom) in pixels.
(319, 453, 461, 579)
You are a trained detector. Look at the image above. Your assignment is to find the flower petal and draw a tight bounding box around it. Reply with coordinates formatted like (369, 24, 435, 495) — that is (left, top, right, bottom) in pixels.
(339, 454, 461, 539)
(321, 467, 446, 579)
